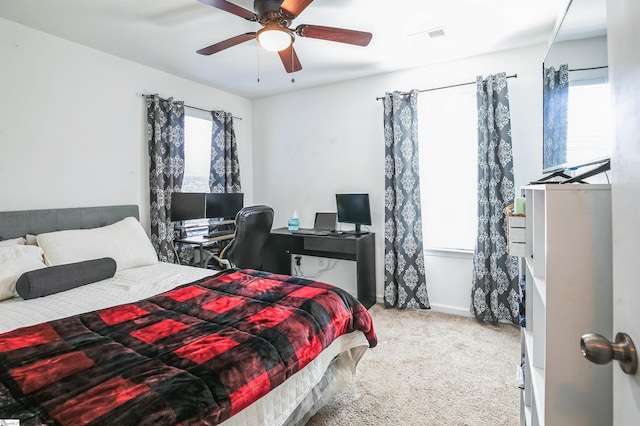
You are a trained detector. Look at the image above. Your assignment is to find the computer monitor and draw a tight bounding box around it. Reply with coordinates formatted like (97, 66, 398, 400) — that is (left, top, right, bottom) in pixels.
(206, 193, 244, 220)
(335, 193, 372, 234)
(170, 192, 207, 221)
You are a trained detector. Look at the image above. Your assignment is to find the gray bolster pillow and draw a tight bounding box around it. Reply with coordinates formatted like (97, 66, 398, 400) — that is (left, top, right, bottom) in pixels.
(16, 257, 117, 299)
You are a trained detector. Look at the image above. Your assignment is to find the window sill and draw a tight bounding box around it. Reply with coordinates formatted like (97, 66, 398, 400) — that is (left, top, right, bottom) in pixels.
(424, 248, 474, 259)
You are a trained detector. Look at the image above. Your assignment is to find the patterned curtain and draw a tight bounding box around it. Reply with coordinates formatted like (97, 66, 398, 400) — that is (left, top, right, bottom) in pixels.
(470, 73, 519, 324)
(543, 64, 569, 171)
(209, 111, 241, 193)
(383, 90, 429, 309)
(146, 94, 185, 263)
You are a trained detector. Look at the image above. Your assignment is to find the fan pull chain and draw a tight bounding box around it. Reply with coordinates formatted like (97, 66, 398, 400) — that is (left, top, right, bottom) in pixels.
(291, 50, 295, 84)
(256, 45, 260, 83)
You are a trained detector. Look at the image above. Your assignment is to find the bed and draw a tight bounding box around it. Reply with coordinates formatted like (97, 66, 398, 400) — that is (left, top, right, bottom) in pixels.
(0, 205, 377, 426)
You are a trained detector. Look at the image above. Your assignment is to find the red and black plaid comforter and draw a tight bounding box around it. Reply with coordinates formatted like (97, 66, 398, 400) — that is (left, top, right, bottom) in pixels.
(0, 269, 377, 425)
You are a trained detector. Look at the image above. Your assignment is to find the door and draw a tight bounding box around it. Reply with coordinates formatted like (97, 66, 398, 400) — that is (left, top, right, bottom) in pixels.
(608, 0, 640, 423)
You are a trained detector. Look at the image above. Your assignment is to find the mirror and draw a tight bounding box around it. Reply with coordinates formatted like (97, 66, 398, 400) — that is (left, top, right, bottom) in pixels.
(541, 0, 610, 181)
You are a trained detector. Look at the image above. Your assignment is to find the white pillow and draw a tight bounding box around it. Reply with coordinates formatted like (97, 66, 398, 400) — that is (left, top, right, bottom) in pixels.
(0, 237, 26, 247)
(0, 245, 47, 300)
(37, 217, 158, 272)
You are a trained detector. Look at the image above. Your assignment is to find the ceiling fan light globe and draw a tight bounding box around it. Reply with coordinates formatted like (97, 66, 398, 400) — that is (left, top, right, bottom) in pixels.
(257, 28, 293, 52)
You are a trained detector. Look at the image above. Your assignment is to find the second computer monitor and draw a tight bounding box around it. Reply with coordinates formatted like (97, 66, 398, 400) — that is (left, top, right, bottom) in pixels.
(206, 193, 244, 220)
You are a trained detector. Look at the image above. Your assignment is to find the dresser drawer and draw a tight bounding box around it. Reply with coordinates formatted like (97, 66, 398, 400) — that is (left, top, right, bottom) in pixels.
(509, 227, 526, 242)
(508, 216, 525, 228)
(508, 242, 526, 257)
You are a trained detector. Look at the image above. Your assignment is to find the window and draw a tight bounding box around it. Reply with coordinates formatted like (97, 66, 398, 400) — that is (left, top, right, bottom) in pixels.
(418, 85, 478, 251)
(182, 108, 212, 192)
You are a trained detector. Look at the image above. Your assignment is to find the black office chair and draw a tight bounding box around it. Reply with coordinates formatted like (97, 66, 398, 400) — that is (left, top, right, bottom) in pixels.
(207, 205, 274, 270)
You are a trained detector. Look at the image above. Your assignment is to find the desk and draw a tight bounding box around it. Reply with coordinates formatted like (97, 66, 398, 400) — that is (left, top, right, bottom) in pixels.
(174, 233, 234, 268)
(263, 228, 376, 308)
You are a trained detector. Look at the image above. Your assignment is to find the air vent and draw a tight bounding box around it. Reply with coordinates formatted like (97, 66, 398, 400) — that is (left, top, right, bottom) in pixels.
(427, 28, 446, 38)
(407, 26, 446, 43)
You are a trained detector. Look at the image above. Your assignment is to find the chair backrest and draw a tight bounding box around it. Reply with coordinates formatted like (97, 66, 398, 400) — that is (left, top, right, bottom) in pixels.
(224, 205, 274, 269)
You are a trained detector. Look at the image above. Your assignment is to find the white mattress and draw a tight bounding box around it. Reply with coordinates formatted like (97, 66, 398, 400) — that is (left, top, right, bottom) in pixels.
(0, 262, 368, 425)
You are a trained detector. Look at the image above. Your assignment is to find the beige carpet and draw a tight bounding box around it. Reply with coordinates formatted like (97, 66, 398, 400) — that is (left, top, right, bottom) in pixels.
(306, 304, 521, 426)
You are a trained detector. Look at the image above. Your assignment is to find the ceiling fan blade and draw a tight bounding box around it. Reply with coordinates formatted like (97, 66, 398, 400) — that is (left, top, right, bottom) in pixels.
(197, 0, 257, 21)
(278, 45, 303, 73)
(197, 32, 256, 55)
(296, 24, 372, 46)
(280, 0, 314, 19)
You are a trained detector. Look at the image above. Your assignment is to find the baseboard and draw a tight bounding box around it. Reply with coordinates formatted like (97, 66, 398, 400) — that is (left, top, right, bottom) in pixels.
(373, 297, 472, 318)
(429, 303, 473, 317)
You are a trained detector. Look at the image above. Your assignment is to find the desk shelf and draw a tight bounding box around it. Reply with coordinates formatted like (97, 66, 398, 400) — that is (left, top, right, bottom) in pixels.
(263, 228, 376, 308)
(174, 230, 234, 268)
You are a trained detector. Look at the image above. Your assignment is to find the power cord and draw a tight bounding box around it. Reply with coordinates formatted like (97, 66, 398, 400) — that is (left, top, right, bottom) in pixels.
(295, 257, 338, 279)
(170, 241, 181, 265)
(292, 255, 303, 276)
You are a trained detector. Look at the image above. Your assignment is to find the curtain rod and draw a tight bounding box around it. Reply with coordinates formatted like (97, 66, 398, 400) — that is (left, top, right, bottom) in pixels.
(141, 94, 242, 120)
(569, 65, 608, 72)
(375, 74, 518, 100)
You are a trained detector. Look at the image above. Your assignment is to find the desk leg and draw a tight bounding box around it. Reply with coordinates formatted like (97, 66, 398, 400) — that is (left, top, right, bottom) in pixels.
(356, 234, 376, 309)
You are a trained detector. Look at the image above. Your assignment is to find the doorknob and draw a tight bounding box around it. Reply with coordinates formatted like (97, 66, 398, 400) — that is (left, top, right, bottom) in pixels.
(580, 332, 638, 375)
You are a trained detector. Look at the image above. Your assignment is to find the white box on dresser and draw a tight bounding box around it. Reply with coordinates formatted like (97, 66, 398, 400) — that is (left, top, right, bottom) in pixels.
(519, 184, 612, 426)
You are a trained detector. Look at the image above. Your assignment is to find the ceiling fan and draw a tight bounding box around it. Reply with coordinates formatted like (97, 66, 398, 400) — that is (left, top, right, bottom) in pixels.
(196, 0, 373, 73)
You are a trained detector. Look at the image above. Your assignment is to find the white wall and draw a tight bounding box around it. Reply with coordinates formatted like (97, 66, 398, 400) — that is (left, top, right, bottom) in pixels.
(1, 15, 549, 315)
(0, 18, 253, 230)
(253, 44, 546, 315)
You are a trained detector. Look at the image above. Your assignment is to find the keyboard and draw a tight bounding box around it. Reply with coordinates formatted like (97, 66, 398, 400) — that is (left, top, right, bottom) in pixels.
(291, 229, 330, 236)
(208, 230, 234, 238)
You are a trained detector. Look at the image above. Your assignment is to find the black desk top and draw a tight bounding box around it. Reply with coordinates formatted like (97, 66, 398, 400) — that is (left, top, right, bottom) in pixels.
(271, 227, 372, 239)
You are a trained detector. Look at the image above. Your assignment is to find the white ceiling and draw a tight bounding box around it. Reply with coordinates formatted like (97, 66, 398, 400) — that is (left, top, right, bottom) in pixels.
(0, 0, 572, 99)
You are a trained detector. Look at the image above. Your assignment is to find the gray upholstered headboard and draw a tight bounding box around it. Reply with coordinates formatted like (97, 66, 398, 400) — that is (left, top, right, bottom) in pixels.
(0, 205, 139, 240)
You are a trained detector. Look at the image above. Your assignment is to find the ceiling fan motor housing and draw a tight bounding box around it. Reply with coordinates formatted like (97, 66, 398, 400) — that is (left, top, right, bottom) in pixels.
(254, 0, 284, 17)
